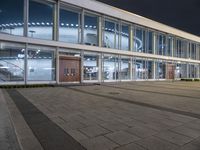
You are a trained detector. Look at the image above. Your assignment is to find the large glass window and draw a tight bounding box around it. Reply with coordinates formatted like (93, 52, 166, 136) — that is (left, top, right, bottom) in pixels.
(0, 0, 24, 36)
(167, 36, 174, 57)
(147, 31, 153, 54)
(147, 60, 154, 79)
(155, 60, 166, 79)
(156, 34, 166, 55)
(121, 24, 129, 50)
(103, 19, 119, 49)
(188, 64, 198, 78)
(0, 42, 25, 82)
(120, 56, 131, 80)
(103, 55, 119, 81)
(84, 13, 98, 46)
(28, 0, 54, 40)
(133, 27, 146, 53)
(83, 52, 99, 81)
(175, 63, 187, 78)
(134, 58, 147, 79)
(27, 45, 55, 81)
(59, 6, 80, 43)
(190, 43, 197, 60)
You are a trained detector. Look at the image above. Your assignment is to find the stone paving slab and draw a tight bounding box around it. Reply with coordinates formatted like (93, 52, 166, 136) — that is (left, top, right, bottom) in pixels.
(2, 81, 200, 150)
(79, 125, 110, 138)
(170, 125, 200, 138)
(105, 131, 141, 145)
(79, 136, 118, 150)
(154, 130, 194, 146)
(115, 142, 145, 150)
(134, 136, 179, 150)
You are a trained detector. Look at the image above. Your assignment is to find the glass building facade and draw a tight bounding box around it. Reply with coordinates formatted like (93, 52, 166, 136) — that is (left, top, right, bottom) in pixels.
(0, 0, 200, 84)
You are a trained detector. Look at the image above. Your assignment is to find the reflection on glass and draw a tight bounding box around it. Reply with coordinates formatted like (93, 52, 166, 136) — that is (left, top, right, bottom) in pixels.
(27, 45, 55, 81)
(188, 64, 198, 78)
(84, 53, 98, 80)
(103, 55, 119, 80)
(0, 0, 24, 36)
(157, 34, 166, 55)
(121, 24, 129, 50)
(168, 36, 173, 57)
(84, 14, 98, 46)
(147, 60, 153, 79)
(28, 0, 54, 40)
(120, 57, 130, 80)
(175, 63, 187, 78)
(135, 58, 146, 79)
(103, 20, 119, 49)
(134, 28, 146, 52)
(156, 61, 166, 79)
(0, 42, 25, 82)
(59, 7, 79, 43)
(147, 31, 153, 53)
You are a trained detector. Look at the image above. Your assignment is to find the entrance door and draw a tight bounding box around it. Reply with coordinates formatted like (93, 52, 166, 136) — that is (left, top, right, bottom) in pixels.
(166, 64, 175, 79)
(59, 56, 81, 82)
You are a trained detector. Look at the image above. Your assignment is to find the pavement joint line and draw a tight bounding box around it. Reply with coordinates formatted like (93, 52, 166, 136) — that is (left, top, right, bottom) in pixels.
(6, 89, 86, 150)
(66, 87, 200, 120)
(126, 82, 200, 92)
(102, 84, 200, 100)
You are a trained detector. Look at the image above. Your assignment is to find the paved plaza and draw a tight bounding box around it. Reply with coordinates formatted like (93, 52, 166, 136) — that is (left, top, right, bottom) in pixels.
(1, 81, 200, 150)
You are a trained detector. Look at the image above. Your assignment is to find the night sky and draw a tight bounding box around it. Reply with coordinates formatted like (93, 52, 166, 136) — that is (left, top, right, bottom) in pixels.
(97, 0, 200, 37)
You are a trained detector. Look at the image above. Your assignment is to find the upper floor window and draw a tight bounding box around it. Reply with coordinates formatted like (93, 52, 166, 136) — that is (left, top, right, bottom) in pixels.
(59, 6, 80, 43)
(84, 13, 98, 46)
(0, 0, 24, 36)
(28, 0, 54, 40)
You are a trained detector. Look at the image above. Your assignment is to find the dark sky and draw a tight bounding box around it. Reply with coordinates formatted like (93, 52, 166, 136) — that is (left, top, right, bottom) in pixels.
(97, 0, 200, 37)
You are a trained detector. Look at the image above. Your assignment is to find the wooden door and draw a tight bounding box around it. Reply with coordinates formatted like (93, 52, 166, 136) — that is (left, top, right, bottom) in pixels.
(59, 56, 81, 82)
(166, 64, 175, 79)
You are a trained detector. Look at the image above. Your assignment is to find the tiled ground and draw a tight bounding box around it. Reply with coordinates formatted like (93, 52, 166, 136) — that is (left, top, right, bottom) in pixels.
(2, 81, 200, 150)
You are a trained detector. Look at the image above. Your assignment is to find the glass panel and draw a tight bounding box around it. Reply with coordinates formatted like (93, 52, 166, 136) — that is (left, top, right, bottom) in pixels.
(59, 7, 79, 43)
(175, 63, 187, 78)
(134, 27, 146, 53)
(155, 60, 166, 79)
(121, 24, 129, 50)
(147, 60, 154, 79)
(28, 0, 54, 40)
(120, 57, 130, 80)
(103, 55, 118, 81)
(188, 64, 198, 78)
(84, 14, 98, 46)
(191, 43, 196, 60)
(0, 0, 24, 36)
(59, 49, 80, 57)
(157, 34, 166, 55)
(147, 31, 153, 54)
(83, 52, 99, 80)
(135, 58, 146, 79)
(0, 42, 25, 82)
(27, 45, 55, 81)
(167, 36, 173, 56)
(103, 19, 119, 49)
